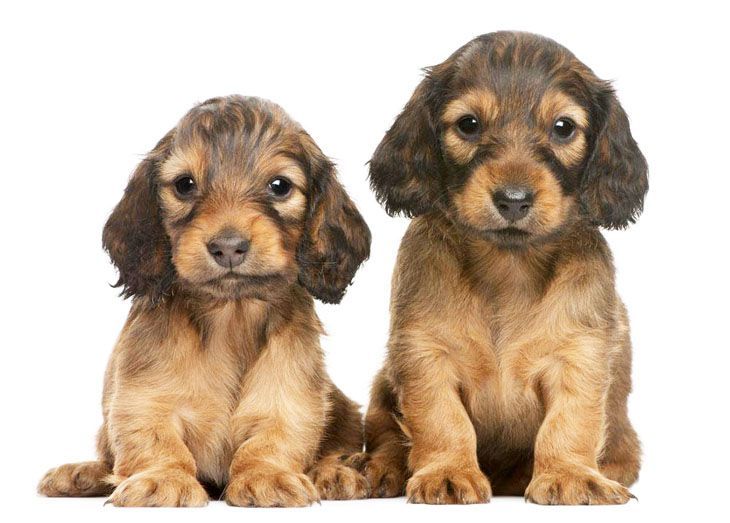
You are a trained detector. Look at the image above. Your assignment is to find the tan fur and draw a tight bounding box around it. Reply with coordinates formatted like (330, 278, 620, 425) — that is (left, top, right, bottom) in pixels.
(363, 32, 646, 506)
(362, 215, 639, 504)
(38, 95, 371, 507)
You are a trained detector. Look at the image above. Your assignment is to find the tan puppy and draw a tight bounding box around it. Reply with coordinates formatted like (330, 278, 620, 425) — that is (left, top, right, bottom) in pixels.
(38, 95, 371, 507)
(359, 32, 647, 505)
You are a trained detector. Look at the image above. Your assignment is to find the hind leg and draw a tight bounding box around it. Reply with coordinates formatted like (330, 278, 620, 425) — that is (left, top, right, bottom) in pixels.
(307, 386, 369, 500)
(38, 461, 113, 497)
(309, 453, 370, 500)
(353, 372, 408, 498)
(38, 424, 115, 498)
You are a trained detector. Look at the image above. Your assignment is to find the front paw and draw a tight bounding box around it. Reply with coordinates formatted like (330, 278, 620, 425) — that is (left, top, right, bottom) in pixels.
(406, 465, 491, 504)
(526, 466, 634, 505)
(226, 467, 319, 507)
(107, 468, 208, 507)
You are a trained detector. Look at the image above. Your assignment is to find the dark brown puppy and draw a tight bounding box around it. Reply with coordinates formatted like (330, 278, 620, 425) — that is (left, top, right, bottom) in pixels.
(360, 32, 647, 505)
(38, 95, 371, 507)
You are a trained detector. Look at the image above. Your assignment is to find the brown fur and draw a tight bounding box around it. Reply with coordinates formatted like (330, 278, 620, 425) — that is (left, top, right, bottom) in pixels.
(361, 32, 647, 505)
(38, 95, 371, 507)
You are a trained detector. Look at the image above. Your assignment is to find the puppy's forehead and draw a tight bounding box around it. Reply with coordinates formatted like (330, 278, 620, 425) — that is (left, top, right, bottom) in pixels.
(450, 32, 578, 105)
(181, 97, 295, 137)
(170, 96, 306, 181)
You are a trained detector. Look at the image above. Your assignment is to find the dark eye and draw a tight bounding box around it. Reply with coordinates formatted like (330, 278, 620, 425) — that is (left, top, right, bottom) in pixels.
(456, 115, 480, 137)
(268, 177, 292, 198)
(173, 175, 196, 197)
(552, 118, 576, 141)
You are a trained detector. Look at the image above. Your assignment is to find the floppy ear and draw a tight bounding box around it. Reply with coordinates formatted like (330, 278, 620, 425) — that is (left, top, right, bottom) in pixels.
(102, 132, 175, 301)
(369, 68, 446, 217)
(580, 86, 648, 229)
(297, 136, 371, 304)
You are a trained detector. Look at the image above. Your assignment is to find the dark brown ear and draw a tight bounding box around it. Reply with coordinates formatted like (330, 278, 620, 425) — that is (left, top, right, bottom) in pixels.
(297, 136, 371, 304)
(102, 132, 175, 301)
(369, 66, 448, 217)
(581, 85, 648, 229)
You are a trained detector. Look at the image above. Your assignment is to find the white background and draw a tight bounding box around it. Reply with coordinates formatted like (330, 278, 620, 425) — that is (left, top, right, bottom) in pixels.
(1, 1, 728, 521)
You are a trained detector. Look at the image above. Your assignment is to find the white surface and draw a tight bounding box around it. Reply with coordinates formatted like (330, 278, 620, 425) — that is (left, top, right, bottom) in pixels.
(1, 0, 728, 521)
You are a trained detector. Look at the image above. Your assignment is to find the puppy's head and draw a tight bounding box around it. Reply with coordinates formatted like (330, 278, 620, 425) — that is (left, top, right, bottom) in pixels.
(103, 96, 370, 303)
(370, 31, 648, 247)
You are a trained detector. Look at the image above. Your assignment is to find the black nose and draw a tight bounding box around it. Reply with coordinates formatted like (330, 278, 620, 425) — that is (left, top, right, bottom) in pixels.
(207, 232, 250, 268)
(493, 187, 534, 223)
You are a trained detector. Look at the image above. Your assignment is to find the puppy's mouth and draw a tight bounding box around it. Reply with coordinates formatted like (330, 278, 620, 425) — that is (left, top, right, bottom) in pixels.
(206, 272, 282, 286)
(453, 215, 537, 248)
(187, 271, 292, 301)
(483, 227, 532, 247)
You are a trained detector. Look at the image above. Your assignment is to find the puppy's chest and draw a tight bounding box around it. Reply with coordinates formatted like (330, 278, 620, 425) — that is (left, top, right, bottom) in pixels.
(175, 337, 249, 410)
(458, 307, 548, 444)
(169, 321, 261, 483)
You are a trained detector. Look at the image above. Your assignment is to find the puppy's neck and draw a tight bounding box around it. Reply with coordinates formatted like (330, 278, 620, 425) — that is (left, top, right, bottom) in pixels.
(171, 293, 266, 352)
(430, 213, 564, 300)
(473, 241, 557, 299)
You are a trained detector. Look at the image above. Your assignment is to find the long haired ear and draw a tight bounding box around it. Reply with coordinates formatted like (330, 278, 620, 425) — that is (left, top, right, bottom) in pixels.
(297, 136, 371, 304)
(102, 132, 175, 301)
(369, 65, 448, 217)
(581, 85, 648, 229)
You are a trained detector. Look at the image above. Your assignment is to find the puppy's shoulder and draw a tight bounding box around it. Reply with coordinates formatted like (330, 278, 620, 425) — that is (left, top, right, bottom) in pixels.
(390, 214, 470, 308)
(397, 213, 463, 267)
(542, 225, 618, 309)
(554, 224, 614, 273)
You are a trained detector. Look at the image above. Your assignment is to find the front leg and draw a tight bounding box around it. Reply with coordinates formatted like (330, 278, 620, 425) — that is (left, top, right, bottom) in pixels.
(400, 345, 491, 504)
(526, 340, 633, 505)
(225, 322, 324, 507)
(106, 399, 208, 507)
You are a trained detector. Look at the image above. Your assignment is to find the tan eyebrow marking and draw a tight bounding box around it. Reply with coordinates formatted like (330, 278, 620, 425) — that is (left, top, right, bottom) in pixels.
(442, 89, 500, 127)
(159, 147, 206, 185)
(538, 89, 589, 129)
